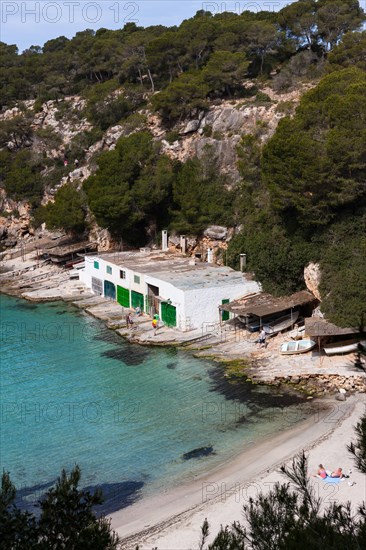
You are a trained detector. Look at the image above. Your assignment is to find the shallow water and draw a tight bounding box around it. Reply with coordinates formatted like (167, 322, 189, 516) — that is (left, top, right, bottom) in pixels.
(0, 294, 314, 515)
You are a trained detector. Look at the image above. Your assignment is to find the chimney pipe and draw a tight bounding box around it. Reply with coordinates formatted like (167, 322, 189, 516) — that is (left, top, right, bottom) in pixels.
(239, 253, 247, 272)
(162, 230, 168, 251)
(180, 235, 186, 254)
(207, 248, 213, 263)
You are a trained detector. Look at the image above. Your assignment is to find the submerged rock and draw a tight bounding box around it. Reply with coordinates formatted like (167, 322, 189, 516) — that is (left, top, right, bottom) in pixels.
(183, 446, 215, 460)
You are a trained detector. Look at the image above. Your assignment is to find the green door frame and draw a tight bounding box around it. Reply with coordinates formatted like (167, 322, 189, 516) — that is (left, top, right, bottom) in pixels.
(117, 285, 130, 307)
(161, 302, 177, 327)
(221, 299, 230, 321)
(104, 280, 116, 300)
(131, 290, 144, 311)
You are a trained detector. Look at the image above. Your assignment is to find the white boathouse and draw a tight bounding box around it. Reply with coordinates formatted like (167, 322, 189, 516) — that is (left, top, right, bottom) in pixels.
(80, 249, 260, 331)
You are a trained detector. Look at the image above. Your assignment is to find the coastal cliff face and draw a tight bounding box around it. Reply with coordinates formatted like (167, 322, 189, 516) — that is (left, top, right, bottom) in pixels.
(0, 83, 304, 249)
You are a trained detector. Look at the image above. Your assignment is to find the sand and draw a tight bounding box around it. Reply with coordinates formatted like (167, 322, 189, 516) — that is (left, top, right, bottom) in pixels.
(112, 395, 366, 549)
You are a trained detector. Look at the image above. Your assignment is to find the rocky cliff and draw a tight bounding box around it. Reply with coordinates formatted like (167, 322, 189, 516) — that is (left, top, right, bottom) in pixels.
(0, 82, 309, 251)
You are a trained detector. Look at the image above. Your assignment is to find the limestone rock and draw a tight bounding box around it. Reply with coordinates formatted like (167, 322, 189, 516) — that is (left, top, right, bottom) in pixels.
(304, 262, 321, 301)
(335, 393, 346, 401)
(204, 226, 228, 240)
(181, 120, 200, 134)
(0, 226, 8, 240)
(89, 226, 112, 251)
(193, 137, 241, 181)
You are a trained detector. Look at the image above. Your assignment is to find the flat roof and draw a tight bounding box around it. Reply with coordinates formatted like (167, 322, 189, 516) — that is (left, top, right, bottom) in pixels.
(221, 290, 317, 317)
(92, 250, 254, 291)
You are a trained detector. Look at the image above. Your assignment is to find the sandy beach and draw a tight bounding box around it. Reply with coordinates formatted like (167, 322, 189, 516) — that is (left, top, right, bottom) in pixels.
(112, 395, 366, 549)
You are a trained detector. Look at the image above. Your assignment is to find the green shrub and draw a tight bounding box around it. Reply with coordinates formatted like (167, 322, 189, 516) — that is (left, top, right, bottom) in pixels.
(254, 91, 272, 103)
(165, 131, 180, 144)
(275, 100, 295, 114)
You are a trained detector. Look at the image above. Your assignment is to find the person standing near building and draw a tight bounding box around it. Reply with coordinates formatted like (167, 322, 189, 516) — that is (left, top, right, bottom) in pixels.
(259, 327, 266, 347)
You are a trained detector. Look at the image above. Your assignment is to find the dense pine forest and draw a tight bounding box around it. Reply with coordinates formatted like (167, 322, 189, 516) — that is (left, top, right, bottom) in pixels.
(0, 0, 365, 327)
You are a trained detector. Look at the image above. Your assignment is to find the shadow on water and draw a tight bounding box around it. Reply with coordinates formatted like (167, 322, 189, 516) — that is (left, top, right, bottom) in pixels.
(94, 329, 125, 345)
(208, 364, 309, 410)
(183, 446, 216, 460)
(9, 302, 38, 310)
(101, 345, 148, 366)
(93, 324, 149, 365)
(14, 479, 56, 515)
(86, 480, 144, 515)
(14, 479, 144, 516)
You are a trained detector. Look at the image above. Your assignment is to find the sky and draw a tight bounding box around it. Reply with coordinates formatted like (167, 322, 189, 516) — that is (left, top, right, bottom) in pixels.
(1, 0, 296, 52)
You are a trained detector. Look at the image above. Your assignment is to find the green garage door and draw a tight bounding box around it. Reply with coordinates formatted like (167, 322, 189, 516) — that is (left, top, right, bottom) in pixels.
(131, 290, 144, 311)
(117, 285, 130, 307)
(221, 299, 230, 321)
(104, 280, 116, 300)
(161, 302, 176, 327)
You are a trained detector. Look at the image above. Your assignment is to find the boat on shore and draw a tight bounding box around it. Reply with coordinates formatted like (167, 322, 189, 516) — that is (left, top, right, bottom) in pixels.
(237, 316, 262, 332)
(323, 339, 366, 356)
(289, 325, 305, 340)
(280, 339, 316, 355)
(264, 311, 299, 336)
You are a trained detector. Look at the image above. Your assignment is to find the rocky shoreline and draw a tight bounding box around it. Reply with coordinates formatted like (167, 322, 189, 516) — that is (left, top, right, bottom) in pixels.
(1, 252, 365, 400)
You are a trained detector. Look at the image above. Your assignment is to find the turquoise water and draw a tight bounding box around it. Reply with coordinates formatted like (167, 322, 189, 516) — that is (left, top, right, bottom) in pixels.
(1, 294, 312, 514)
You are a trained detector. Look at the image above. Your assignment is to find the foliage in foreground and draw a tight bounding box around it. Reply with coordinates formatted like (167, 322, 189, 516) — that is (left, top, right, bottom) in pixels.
(0, 465, 119, 549)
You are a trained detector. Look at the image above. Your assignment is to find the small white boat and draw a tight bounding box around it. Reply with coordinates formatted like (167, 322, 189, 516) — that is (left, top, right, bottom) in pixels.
(264, 311, 299, 336)
(323, 340, 366, 356)
(289, 325, 305, 340)
(281, 339, 316, 355)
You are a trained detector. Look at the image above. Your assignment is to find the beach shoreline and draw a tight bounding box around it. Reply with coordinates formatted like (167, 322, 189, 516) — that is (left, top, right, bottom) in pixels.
(112, 395, 365, 549)
(1, 254, 365, 395)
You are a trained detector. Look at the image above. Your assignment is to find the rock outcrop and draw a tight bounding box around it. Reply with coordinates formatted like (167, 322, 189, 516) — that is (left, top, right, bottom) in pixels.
(0, 82, 307, 250)
(304, 262, 322, 301)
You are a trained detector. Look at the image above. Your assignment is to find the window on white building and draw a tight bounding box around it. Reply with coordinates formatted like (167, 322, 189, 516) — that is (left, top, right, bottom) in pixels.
(134, 275, 140, 284)
(106, 265, 112, 275)
(120, 270, 126, 279)
(94, 260, 99, 269)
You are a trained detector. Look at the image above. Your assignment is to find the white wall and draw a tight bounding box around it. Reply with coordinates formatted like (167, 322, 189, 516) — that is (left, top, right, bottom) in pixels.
(183, 279, 260, 330)
(80, 256, 146, 300)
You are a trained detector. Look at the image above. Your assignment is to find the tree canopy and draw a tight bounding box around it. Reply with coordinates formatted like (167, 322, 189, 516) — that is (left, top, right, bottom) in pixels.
(0, 466, 119, 549)
(1, 1, 363, 111)
(38, 183, 88, 236)
(262, 67, 366, 229)
(227, 66, 366, 326)
(84, 132, 176, 243)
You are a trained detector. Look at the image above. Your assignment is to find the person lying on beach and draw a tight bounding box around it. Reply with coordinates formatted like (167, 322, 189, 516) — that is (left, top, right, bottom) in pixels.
(313, 464, 327, 479)
(331, 467, 345, 479)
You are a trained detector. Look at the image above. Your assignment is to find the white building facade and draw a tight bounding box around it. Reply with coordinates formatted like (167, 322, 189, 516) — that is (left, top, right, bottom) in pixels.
(80, 251, 260, 331)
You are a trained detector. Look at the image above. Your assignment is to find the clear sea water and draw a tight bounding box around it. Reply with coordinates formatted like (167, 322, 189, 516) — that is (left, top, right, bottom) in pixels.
(0, 294, 313, 515)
